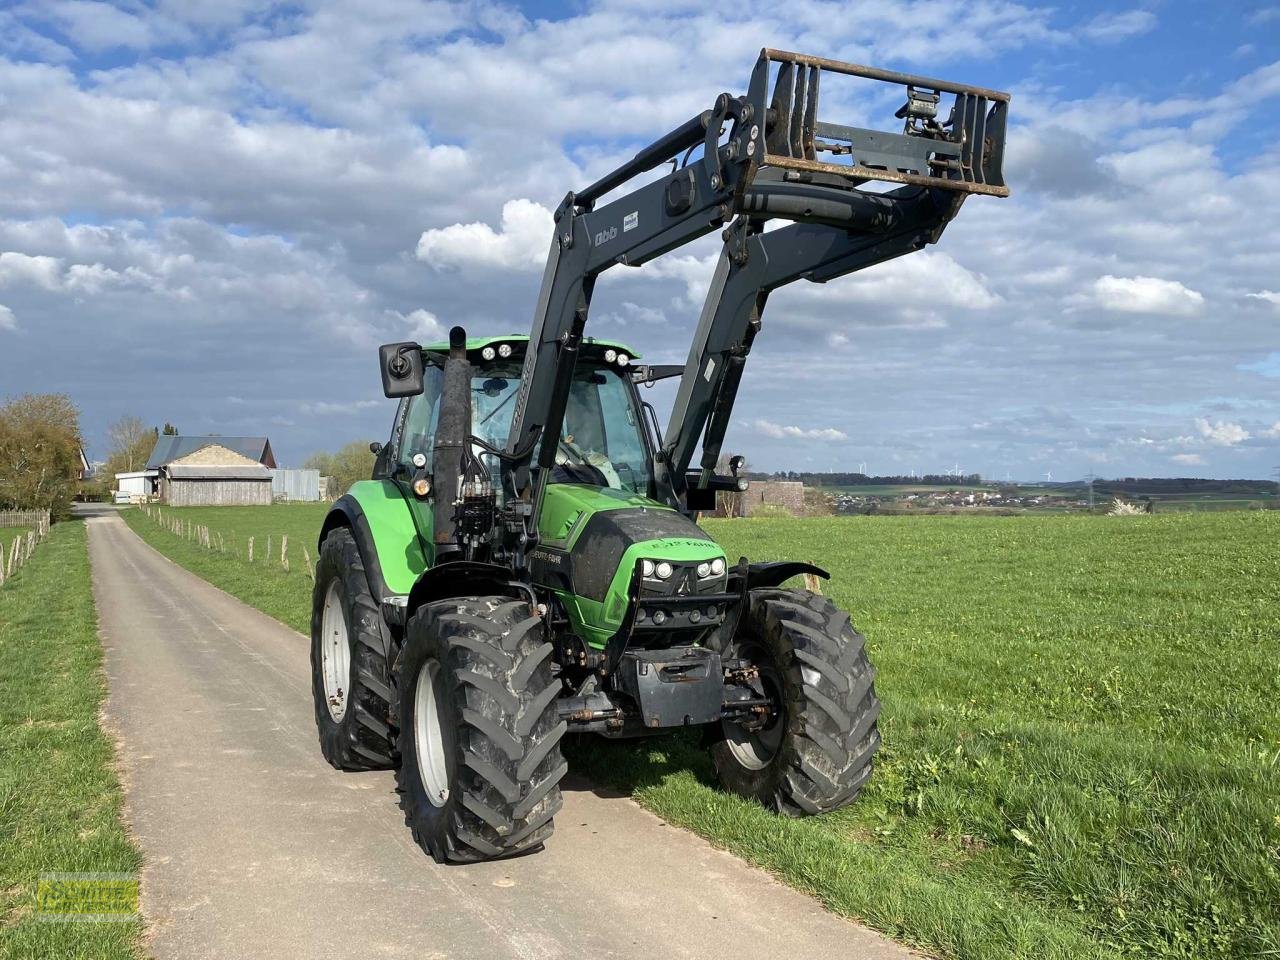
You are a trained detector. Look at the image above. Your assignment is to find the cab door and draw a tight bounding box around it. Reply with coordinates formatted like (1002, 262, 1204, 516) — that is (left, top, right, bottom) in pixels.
(385, 363, 443, 565)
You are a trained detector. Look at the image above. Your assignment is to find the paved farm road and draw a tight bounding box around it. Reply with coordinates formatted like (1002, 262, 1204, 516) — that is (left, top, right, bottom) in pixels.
(86, 510, 911, 960)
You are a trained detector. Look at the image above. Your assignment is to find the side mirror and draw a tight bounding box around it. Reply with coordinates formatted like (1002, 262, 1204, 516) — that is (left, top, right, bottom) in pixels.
(379, 342, 425, 398)
(369, 441, 383, 455)
(729, 455, 745, 476)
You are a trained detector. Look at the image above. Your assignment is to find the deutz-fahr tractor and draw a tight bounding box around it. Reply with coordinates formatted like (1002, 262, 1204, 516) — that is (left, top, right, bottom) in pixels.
(311, 49, 1009, 862)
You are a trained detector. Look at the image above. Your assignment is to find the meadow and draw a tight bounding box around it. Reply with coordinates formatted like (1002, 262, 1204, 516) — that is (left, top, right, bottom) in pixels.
(0, 520, 142, 959)
(123, 505, 1280, 960)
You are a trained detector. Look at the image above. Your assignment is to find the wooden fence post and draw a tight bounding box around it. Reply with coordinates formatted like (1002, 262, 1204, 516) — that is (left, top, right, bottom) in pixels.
(281, 535, 289, 571)
(26, 532, 34, 562)
(266, 535, 272, 566)
(248, 536, 255, 563)
(302, 545, 314, 581)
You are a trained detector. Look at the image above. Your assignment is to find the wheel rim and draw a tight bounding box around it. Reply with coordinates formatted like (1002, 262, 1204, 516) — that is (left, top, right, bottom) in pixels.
(413, 660, 450, 807)
(722, 642, 785, 771)
(319, 580, 351, 722)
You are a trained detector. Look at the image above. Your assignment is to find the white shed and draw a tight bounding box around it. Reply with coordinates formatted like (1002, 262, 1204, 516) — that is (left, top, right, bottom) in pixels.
(115, 470, 158, 501)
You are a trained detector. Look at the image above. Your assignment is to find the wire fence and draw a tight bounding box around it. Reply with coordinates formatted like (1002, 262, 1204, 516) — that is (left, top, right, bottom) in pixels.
(0, 511, 52, 589)
(139, 505, 315, 581)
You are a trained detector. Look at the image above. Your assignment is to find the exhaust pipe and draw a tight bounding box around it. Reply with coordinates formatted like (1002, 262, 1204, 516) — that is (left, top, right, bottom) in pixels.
(432, 326, 472, 554)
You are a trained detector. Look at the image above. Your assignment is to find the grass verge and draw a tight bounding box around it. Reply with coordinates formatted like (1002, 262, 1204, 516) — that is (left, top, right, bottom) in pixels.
(0, 519, 142, 959)
(123, 506, 1280, 960)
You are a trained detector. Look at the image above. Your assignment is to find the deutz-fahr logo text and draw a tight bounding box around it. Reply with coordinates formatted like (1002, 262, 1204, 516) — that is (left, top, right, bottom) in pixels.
(594, 226, 618, 246)
(529, 549, 562, 566)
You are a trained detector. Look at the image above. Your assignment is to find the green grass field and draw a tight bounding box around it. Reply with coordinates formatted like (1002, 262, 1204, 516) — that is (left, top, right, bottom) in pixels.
(124, 505, 1280, 960)
(0, 520, 143, 959)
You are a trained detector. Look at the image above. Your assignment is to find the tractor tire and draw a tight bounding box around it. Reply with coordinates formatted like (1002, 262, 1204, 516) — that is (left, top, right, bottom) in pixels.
(711, 588, 881, 816)
(310, 527, 397, 771)
(393, 597, 567, 863)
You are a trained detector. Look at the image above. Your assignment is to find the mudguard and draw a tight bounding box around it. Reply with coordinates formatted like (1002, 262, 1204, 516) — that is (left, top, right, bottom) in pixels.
(744, 561, 830, 590)
(318, 482, 429, 602)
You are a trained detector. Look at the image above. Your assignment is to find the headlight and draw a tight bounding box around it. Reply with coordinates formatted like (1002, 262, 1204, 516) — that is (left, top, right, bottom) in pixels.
(497, 343, 512, 358)
(616, 353, 629, 366)
(604, 348, 617, 363)
(481, 346, 495, 360)
(696, 561, 711, 578)
(655, 561, 673, 580)
(641, 559, 655, 578)
(710, 557, 726, 576)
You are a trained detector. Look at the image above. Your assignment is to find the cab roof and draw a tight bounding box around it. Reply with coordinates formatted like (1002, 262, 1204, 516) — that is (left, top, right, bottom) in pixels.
(422, 334, 641, 360)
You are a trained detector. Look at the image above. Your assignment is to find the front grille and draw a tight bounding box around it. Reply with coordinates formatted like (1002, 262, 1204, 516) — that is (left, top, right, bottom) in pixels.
(634, 561, 729, 632)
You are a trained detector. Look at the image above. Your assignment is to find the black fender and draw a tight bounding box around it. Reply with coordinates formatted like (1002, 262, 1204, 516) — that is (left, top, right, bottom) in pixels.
(744, 560, 829, 590)
(405, 560, 533, 621)
(319, 495, 393, 605)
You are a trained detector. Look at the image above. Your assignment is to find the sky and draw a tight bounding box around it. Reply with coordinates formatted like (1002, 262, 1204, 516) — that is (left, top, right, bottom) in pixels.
(0, 0, 1277, 481)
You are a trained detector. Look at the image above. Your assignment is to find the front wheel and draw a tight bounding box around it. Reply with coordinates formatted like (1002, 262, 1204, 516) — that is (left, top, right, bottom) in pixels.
(393, 597, 567, 863)
(711, 588, 881, 815)
(309, 528, 396, 770)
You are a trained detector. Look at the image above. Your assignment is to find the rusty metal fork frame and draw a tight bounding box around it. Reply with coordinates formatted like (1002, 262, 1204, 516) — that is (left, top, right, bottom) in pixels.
(758, 48, 1010, 198)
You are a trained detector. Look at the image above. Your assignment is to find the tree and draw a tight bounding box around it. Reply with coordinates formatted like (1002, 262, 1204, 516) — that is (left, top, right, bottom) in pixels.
(162, 422, 179, 436)
(304, 440, 376, 499)
(0, 393, 83, 518)
(105, 416, 157, 477)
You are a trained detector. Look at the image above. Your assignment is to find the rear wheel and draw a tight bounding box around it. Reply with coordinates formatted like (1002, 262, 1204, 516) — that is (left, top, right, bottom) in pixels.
(711, 588, 881, 815)
(393, 597, 567, 863)
(309, 528, 396, 771)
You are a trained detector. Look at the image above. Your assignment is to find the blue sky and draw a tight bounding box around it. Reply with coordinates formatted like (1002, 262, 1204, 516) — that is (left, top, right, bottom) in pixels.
(0, 0, 1277, 480)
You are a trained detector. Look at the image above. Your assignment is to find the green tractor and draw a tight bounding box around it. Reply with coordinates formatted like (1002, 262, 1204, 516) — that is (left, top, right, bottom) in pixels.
(311, 49, 1009, 862)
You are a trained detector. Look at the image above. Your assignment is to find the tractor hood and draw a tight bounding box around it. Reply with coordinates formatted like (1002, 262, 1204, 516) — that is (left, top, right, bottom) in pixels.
(533, 483, 728, 648)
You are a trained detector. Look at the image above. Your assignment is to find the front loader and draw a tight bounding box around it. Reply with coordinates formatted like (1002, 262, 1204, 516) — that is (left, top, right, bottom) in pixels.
(311, 49, 1010, 862)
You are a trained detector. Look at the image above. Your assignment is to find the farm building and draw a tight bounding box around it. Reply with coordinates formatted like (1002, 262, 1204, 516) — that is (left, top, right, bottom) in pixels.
(270, 468, 322, 502)
(114, 470, 157, 502)
(744, 480, 806, 516)
(146, 435, 277, 507)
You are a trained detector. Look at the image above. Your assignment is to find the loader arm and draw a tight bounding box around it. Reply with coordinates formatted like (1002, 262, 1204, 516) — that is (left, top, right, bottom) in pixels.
(660, 183, 962, 502)
(501, 48, 1009, 562)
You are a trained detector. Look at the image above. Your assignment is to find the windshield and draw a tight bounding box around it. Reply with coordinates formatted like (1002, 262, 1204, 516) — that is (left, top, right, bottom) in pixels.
(470, 362, 649, 495)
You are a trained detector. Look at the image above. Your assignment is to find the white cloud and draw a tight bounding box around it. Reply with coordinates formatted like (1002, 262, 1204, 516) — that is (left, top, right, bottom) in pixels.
(753, 419, 848, 442)
(397, 308, 446, 343)
(416, 199, 553, 271)
(1247, 290, 1280, 307)
(1081, 10, 1157, 42)
(1194, 418, 1250, 446)
(789, 251, 1000, 312)
(0, 251, 63, 290)
(0, 303, 16, 331)
(1171, 453, 1205, 466)
(1092, 275, 1205, 315)
(1261, 422, 1280, 439)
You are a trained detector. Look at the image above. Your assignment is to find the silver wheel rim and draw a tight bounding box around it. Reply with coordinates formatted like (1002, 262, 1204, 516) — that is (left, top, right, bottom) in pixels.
(414, 660, 450, 807)
(723, 645, 784, 771)
(320, 580, 351, 722)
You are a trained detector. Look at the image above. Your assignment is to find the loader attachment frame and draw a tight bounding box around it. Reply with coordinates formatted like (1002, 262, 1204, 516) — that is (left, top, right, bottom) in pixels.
(497, 48, 1010, 567)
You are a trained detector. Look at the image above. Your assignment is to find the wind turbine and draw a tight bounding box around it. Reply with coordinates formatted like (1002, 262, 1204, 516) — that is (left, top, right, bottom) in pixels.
(1045, 469, 1053, 483)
